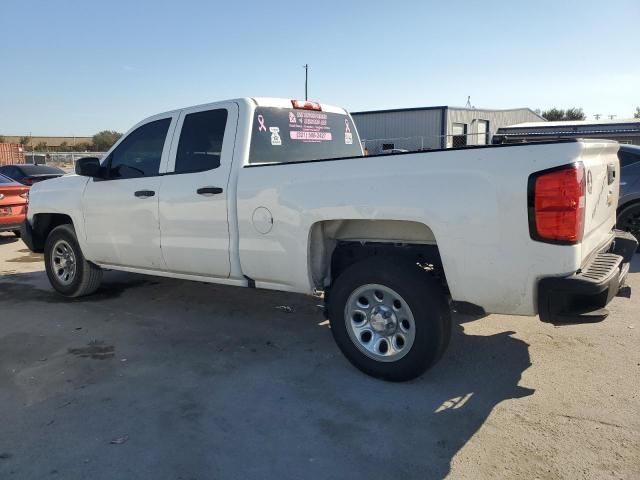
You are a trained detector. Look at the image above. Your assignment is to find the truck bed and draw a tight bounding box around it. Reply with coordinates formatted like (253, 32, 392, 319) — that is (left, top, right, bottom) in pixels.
(236, 139, 619, 316)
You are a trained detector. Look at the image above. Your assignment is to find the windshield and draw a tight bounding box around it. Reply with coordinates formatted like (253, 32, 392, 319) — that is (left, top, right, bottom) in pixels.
(248, 107, 362, 164)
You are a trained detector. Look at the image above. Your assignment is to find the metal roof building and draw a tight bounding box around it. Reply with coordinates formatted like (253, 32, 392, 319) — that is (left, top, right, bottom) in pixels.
(494, 118, 640, 145)
(351, 106, 544, 154)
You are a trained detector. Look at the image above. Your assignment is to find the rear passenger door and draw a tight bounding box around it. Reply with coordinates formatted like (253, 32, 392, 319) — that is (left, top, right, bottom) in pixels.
(158, 102, 238, 278)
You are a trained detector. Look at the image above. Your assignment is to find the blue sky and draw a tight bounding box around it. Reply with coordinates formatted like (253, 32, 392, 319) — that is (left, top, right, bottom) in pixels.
(1, 0, 638, 136)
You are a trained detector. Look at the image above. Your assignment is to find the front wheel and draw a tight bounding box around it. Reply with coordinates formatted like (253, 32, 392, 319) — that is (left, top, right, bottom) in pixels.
(327, 256, 451, 382)
(44, 224, 103, 297)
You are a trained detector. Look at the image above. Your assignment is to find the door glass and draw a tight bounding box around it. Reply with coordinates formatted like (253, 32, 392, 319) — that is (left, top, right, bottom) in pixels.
(104, 118, 171, 179)
(175, 109, 228, 174)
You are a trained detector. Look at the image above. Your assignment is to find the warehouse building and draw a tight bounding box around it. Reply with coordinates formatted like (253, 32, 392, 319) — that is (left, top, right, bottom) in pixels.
(351, 106, 544, 154)
(494, 118, 640, 145)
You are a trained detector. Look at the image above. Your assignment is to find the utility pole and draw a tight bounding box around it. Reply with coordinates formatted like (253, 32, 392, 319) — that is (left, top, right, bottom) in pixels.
(303, 64, 309, 100)
(594, 114, 602, 120)
(608, 114, 616, 120)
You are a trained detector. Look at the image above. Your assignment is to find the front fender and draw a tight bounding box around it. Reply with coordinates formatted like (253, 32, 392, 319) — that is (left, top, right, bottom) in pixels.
(27, 175, 90, 251)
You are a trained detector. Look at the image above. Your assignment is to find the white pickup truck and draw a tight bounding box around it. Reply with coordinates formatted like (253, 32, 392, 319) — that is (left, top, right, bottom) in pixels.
(22, 97, 636, 381)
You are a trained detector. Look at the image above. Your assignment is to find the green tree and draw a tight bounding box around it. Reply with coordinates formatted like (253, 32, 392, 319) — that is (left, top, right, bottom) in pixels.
(75, 142, 92, 152)
(34, 142, 48, 152)
(19, 136, 31, 147)
(541, 108, 565, 121)
(541, 107, 585, 121)
(565, 108, 585, 121)
(92, 130, 122, 151)
(634, 107, 640, 119)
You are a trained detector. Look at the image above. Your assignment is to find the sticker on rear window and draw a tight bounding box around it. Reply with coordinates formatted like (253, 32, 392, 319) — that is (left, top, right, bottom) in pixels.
(257, 114, 267, 132)
(270, 127, 282, 146)
(344, 118, 353, 145)
(289, 111, 331, 143)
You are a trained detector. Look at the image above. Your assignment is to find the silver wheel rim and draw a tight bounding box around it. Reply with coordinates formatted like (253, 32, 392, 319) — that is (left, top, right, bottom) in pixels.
(51, 239, 77, 286)
(344, 284, 416, 362)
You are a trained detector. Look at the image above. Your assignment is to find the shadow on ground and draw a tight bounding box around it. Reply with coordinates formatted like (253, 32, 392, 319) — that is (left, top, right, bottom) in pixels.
(0, 234, 19, 246)
(0, 269, 533, 479)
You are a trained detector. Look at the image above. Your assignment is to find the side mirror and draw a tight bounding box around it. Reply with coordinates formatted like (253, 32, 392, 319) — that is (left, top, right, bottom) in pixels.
(75, 157, 101, 177)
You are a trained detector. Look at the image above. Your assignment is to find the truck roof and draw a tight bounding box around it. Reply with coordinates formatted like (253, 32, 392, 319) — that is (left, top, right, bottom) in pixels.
(144, 97, 349, 120)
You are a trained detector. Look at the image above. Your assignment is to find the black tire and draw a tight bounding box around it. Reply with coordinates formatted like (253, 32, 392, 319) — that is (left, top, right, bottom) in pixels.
(12, 230, 21, 238)
(44, 224, 103, 297)
(328, 256, 451, 382)
(617, 202, 640, 247)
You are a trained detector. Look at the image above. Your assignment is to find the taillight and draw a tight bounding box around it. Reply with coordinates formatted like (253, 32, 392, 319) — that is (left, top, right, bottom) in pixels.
(291, 99, 322, 111)
(528, 163, 585, 244)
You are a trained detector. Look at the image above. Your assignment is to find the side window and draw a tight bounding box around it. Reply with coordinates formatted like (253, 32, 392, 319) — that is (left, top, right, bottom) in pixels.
(104, 118, 171, 179)
(175, 109, 228, 174)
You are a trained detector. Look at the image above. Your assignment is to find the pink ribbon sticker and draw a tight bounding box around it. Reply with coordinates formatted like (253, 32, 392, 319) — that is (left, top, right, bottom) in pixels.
(258, 115, 267, 132)
(345, 119, 351, 134)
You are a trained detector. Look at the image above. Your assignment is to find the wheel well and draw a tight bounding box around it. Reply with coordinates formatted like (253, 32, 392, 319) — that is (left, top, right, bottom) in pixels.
(30, 213, 74, 252)
(308, 219, 447, 292)
(330, 241, 447, 291)
(618, 198, 640, 216)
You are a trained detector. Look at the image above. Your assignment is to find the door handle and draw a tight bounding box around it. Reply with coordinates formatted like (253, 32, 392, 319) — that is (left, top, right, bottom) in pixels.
(134, 190, 155, 198)
(197, 186, 223, 196)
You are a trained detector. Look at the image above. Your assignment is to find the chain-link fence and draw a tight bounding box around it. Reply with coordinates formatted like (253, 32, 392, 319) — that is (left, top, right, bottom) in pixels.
(361, 132, 493, 155)
(25, 151, 105, 172)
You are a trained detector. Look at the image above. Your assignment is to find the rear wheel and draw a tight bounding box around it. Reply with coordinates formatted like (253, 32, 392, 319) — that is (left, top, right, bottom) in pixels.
(617, 202, 640, 246)
(44, 224, 103, 297)
(328, 256, 451, 382)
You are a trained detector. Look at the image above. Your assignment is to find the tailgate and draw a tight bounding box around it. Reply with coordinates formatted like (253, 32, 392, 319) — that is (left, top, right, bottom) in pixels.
(579, 140, 619, 263)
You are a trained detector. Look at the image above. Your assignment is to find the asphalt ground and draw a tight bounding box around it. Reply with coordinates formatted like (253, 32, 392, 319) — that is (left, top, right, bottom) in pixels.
(1, 233, 638, 479)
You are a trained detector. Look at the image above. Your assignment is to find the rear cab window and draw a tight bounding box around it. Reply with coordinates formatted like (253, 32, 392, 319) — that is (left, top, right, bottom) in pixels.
(248, 106, 362, 164)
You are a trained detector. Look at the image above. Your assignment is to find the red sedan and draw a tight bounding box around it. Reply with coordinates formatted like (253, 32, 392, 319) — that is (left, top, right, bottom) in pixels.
(0, 173, 29, 237)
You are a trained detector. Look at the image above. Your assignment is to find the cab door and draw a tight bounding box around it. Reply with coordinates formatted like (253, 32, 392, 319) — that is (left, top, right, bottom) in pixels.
(82, 115, 177, 269)
(158, 102, 238, 277)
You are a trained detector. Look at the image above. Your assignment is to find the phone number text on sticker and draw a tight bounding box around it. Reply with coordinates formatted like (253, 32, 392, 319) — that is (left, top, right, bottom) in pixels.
(290, 131, 333, 141)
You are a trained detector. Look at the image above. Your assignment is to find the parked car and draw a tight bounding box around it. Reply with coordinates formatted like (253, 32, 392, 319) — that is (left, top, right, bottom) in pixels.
(0, 173, 29, 236)
(0, 164, 65, 185)
(21, 97, 636, 381)
(617, 144, 640, 244)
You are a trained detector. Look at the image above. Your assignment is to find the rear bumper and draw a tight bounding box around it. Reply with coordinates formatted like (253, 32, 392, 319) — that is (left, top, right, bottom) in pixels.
(538, 230, 637, 324)
(0, 209, 26, 232)
(0, 222, 22, 232)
